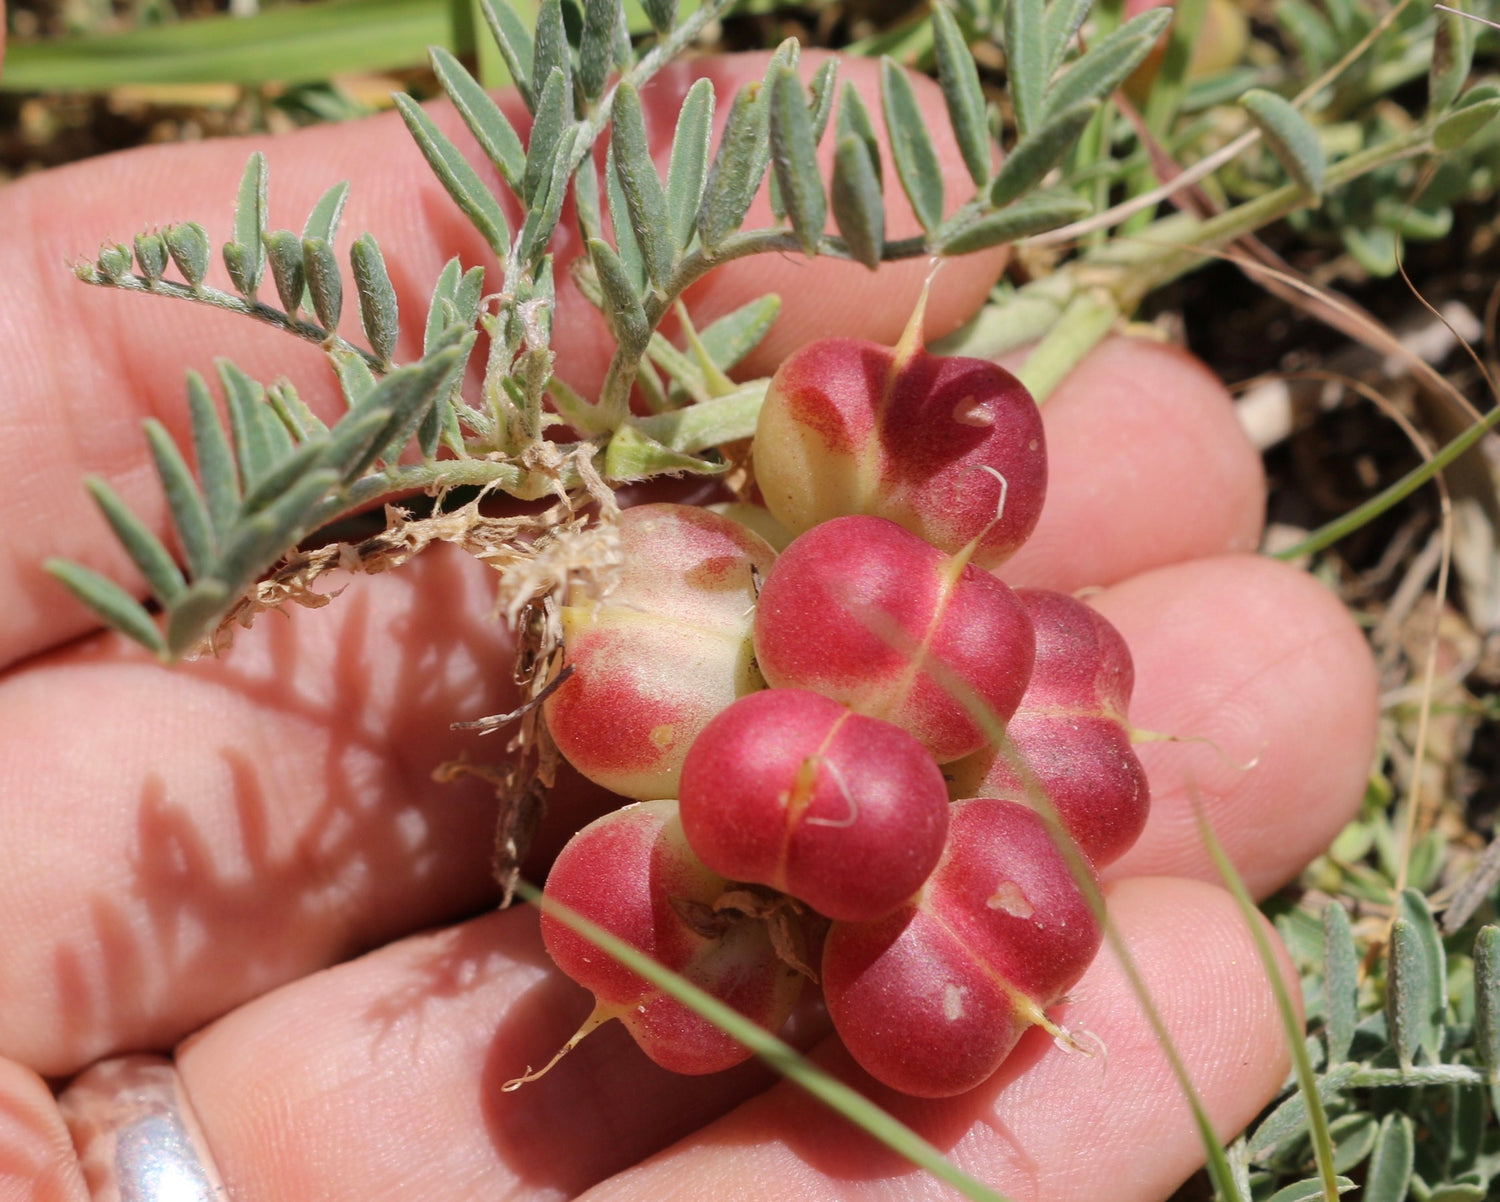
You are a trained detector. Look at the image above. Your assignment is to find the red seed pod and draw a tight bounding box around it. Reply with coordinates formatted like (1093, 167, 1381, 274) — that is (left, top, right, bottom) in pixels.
(539, 799, 805, 1076)
(753, 337, 1046, 568)
(753, 515, 1035, 763)
(822, 798, 1102, 1098)
(949, 589, 1148, 868)
(678, 688, 951, 922)
(543, 503, 777, 800)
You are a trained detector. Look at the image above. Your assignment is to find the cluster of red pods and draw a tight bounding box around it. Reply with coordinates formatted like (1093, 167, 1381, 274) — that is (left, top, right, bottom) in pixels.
(529, 330, 1149, 1098)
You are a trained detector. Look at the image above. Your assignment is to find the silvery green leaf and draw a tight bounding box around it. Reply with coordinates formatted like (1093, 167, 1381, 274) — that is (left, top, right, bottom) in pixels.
(579, 0, 614, 99)
(531, 0, 572, 112)
(479, 0, 535, 109)
(133, 232, 167, 284)
(1323, 900, 1358, 1064)
(931, 3, 990, 186)
(350, 233, 399, 366)
(589, 237, 650, 358)
(938, 190, 1089, 253)
(666, 77, 715, 252)
(837, 82, 881, 184)
(1247, 1062, 1358, 1161)
(186, 371, 240, 536)
(698, 80, 770, 252)
(265, 230, 305, 317)
(1362, 1113, 1414, 1202)
(164, 578, 230, 657)
(1476, 925, 1500, 1078)
(573, 144, 604, 241)
(219, 360, 293, 495)
(517, 125, 580, 268)
(228, 150, 267, 297)
(806, 58, 838, 142)
(881, 57, 944, 235)
(606, 140, 645, 290)
(698, 294, 781, 371)
(266, 381, 327, 441)
(45, 560, 165, 655)
(1386, 916, 1428, 1071)
(1274, 0, 1336, 76)
(990, 99, 1098, 207)
(831, 133, 884, 269)
(1241, 89, 1324, 198)
(612, 81, 674, 288)
(86, 476, 185, 603)
(768, 34, 799, 73)
(1435, 96, 1500, 152)
(301, 180, 350, 245)
(216, 467, 341, 600)
(642, 0, 675, 33)
(1398, 886, 1447, 1063)
(1044, 7, 1173, 119)
(333, 349, 378, 409)
(377, 335, 473, 465)
(430, 45, 526, 194)
(425, 258, 462, 352)
(1431, 3, 1477, 116)
(1002, 0, 1045, 136)
(769, 65, 826, 256)
(325, 345, 467, 482)
(144, 419, 215, 578)
(394, 93, 511, 258)
(164, 222, 210, 287)
(524, 67, 570, 206)
(241, 439, 328, 514)
(1327, 1112, 1377, 1175)
(97, 242, 132, 281)
(1042, 0, 1094, 78)
(302, 236, 343, 332)
(1264, 1178, 1355, 1202)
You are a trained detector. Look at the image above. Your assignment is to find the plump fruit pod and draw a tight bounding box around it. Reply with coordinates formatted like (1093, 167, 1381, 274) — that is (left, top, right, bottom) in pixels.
(822, 798, 1102, 1097)
(540, 799, 805, 1075)
(949, 589, 1148, 867)
(753, 337, 1046, 568)
(753, 515, 1035, 763)
(544, 504, 777, 800)
(678, 688, 951, 922)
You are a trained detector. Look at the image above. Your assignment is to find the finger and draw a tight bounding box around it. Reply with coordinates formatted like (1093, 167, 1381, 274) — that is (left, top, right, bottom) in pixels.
(1094, 553, 1378, 897)
(580, 877, 1293, 1202)
(0, 546, 517, 1077)
(1, 52, 999, 670)
(1001, 335, 1266, 594)
(0, 1058, 88, 1202)
(156, 877, 1291, 1202)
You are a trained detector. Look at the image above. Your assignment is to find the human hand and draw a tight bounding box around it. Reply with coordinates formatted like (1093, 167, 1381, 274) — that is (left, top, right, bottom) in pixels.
(0, 52, 1376, 1202)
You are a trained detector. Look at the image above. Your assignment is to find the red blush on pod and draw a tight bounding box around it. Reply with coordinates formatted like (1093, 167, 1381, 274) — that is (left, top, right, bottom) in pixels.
(821, 797, 1103, 1098)
(753, 515, 1036, 763)
(539, 799, 805, 1076)
(544, 503, 777, 801)
(677, 688, 951, 922)
(949, 588, 1148, 867)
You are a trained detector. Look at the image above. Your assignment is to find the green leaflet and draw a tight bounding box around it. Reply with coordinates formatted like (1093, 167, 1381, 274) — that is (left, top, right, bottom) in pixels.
(143, 418, 215, 580)
(1362, 1113, 1414, 1202)
(880, 57, 943, 236)
(226, 151, 268, 298)
(831, 132, 884, 270)
(350, 233, 400, 366)
(931, 3, 990, 187)
(431, 44, 527, 193)
(990, 100, 1098, 208)
(302, 235, 344, 332)
(265, 230, 307, 317)
(698, 80, 770, 252)
(394, 93, 512, 258)
(85, 476, 185, 603)
(666, 78, 715, 253)
(164, 222, 211, 288)
(768, 64, 826, 256)
(589, 237, 650, 359)
(612, 81, 674, 289)
(1043, 7, 1172, 119)
(1002, 0, 1046, 137)
(1323, 900, 1359, 1065)
(45, 560, 166, 656)
(1241, 89, 1325, 199)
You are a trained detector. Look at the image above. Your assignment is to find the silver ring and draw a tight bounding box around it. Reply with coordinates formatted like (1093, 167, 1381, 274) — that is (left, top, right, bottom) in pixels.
(57, 1055, 227, 1202)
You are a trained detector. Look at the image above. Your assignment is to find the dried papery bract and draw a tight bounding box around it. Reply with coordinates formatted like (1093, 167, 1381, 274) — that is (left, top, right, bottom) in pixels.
(528, 799, 806, 1081)
(543, 503, 776, 799)
(753, 514, 1036, 762)
(822, 798, 1103, 1097)
(949, 588, 1149, 868)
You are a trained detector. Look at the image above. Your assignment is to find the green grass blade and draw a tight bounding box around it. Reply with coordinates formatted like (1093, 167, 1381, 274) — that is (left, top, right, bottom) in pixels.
(44, 560, 165, 655)
(514, 878, 1013, 1202)
(0, 0, 455, 90)
(1197, 804, 1341, 1202)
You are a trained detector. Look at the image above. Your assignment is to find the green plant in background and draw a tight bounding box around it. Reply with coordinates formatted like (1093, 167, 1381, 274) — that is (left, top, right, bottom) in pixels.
(36, 0, 1500, 1197)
